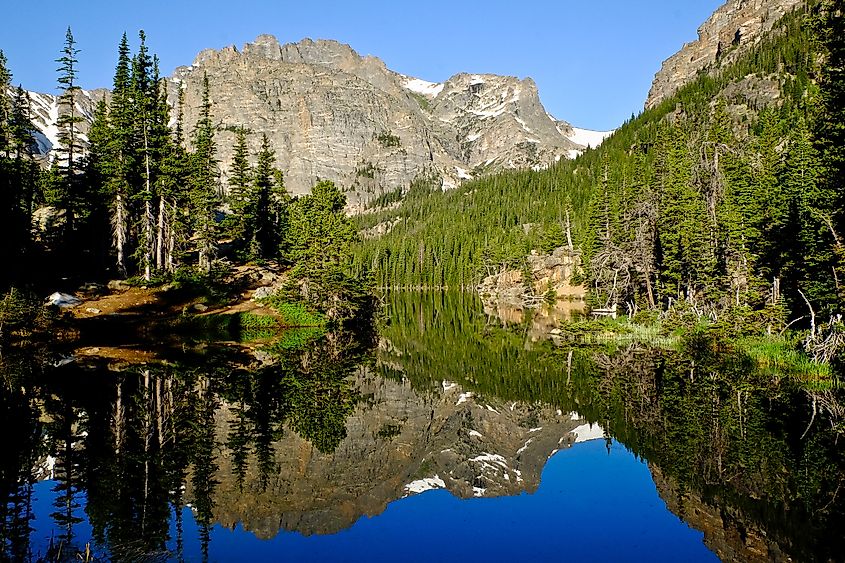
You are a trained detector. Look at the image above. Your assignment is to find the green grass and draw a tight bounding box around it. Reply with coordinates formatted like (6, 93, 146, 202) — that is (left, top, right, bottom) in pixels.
(555, 316, 677, 348)
(258, 296, 327, 327)
(556, 316, 838, 386)
(176, 312, 282, 342)
(737, 336, 835, 383)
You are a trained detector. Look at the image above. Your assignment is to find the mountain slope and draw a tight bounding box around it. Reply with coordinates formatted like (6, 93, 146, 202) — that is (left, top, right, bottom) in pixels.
(353, 0, 819, 300)
(21, 88, 106, 160)
(168, 36, 609, 207)
(22, 35, 609, 209)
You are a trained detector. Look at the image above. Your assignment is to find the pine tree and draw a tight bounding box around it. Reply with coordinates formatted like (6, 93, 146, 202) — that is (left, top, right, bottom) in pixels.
(10, 87, 38, 228)
(0, 54, 16, 278)
(812, 0, 845, 308)
(150, 59, 176, 273)
(253, 133, 287, 259)
(83, 98, 113, 269)
(133, 31, 157, 280)
(655, 123, 711, 304)
(780, 117, 823, 312)
(108, 32, 135, 276)
(157, 86, 189, 272)
(227, 127, 253, 253)
(54, 27, 84, 232)
(0, 50, 11, 158)
(190, 73, 219, 272)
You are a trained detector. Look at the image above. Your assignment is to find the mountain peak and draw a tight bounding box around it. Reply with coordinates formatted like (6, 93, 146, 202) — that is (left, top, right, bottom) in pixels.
(277, 37, 363, 68)
(241, 34, 283, 59)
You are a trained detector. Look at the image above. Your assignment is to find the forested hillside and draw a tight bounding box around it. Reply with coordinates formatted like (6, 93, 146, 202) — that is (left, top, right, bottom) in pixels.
(354, 1, 845, 324)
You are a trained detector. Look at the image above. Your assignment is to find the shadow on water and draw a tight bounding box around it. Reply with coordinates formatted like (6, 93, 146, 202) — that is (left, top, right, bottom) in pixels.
(0, 292, 843, 562)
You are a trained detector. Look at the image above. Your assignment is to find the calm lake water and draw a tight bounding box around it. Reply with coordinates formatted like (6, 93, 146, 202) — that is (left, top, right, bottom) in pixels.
(1, 292, 843, 562)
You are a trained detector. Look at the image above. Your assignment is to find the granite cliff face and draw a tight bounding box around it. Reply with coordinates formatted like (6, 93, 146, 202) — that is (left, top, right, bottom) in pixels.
(191, 366, 601, 539)
(645, 0, 805, 109)
(167, 35, 609, 208)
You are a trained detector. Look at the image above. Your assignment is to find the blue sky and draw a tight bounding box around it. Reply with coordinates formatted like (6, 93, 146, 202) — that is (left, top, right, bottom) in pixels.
(1, 0, 723, 131)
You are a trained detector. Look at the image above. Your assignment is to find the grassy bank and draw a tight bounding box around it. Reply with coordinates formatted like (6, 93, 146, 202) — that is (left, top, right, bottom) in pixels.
(549, 315, 837, 387)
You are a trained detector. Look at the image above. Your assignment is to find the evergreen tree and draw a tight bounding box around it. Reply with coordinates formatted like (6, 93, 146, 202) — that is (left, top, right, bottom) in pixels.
(156, 86, 190, 272)
(227, 127, 253, 253)
(132, 31, 157, 280)
(0, 51, 11, 158)
(54, 27, 84, 233)
(780, 117, 822, 311)
(82, 98, 114, 269)
(190, 73, 219, 272)
(150, 59, 176, 273)
(812, 0, 845, 308)
(253, 133, 287, 259)
(107, 32, 135, 276)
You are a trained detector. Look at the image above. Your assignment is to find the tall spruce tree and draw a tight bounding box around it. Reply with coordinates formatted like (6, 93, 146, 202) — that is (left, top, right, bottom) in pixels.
(253, 133, 287, 260)
(190, 73, 219, 272)
(133, 31, 157, 280)
(157, 86, 189, 272)
(812, 0, 845, 308)
(0, 51, 11, 158)
(227, 127, 253, 254)
(150, 59, 176, 272)
(54, 27, 84, 233)
(108, 32, 135, 276)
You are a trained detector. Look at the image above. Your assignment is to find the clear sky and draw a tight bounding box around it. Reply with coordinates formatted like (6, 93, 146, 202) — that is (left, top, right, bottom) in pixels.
(0, 0, 724, 131)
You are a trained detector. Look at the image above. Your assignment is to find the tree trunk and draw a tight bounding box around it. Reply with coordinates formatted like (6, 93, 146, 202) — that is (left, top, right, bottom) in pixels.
(143, 199, 153, 281)
(143, 128, 153, 281)
(113, 192, 127, 276)
(156, 195, 166, 271)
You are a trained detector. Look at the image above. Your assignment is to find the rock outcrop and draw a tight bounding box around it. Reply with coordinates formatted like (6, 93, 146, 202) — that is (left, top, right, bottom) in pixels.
(645, 0, 805, 109)
(477, 246, 585, 308)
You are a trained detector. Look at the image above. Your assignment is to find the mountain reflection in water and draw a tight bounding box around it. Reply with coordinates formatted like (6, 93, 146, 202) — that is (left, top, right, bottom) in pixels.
(1, 292, 843, 562)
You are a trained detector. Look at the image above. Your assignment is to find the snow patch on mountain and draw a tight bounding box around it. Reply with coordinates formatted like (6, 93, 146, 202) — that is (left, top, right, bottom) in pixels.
(567, 127, 613, 149)
(401, 76, 444, 98)
(28, 91, 61, 155)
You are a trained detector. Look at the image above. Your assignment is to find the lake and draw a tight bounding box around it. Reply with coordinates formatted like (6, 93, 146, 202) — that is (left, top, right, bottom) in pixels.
(1, 292, 842, 562)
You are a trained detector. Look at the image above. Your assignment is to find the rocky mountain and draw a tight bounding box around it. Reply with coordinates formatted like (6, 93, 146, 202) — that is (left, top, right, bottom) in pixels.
(190, 365, 602, 538)
(645, 0, 805, 109)
(22, 88, 107, 160)
(24, 35, 610, 210)
(170, 35, 610, 208)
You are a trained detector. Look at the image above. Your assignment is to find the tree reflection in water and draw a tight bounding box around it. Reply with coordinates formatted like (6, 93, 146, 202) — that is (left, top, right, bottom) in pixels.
(0, 293, 843, 562)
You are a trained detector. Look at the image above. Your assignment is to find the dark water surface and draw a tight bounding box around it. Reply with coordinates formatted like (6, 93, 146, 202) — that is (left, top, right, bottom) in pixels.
(1, 292, 843, 562)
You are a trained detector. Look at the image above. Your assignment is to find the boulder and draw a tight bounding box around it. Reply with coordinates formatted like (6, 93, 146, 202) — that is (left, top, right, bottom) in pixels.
(253, 286, 276, 301)
(45, 292, 81, 308)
